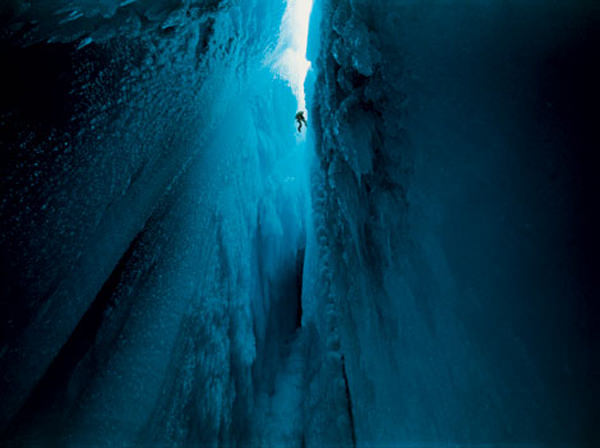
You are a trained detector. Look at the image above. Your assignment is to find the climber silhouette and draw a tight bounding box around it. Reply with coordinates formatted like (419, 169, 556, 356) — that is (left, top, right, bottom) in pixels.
(295, 111, 307, 133)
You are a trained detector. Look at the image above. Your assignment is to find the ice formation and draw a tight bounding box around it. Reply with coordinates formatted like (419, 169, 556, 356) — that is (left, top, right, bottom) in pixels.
(0, 0, 597, 446)
(268, 0, 314, 112)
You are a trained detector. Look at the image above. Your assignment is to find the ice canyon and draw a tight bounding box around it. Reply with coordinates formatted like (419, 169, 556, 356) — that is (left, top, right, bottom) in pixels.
(0, 0, 598, 446)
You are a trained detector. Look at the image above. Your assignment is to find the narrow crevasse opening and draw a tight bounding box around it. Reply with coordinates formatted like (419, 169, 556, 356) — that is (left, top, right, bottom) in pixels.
(268, 0, 314, 114)
(0, 0, 597, 446)
(244, 1, 317, 444)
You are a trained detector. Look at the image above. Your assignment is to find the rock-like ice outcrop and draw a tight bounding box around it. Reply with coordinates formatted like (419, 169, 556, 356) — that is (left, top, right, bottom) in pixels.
(308, 0, 597, 445)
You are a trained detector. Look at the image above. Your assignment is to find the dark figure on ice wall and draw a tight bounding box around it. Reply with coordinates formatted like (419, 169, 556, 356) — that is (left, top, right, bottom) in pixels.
(295, 110, 307, 132)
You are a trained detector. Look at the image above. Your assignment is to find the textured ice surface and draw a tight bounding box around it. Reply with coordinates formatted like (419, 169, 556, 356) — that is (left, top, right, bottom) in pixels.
(0, 0, 311, 445)
(0, 0, 597, 446)
(1, 0, 228, 47)
(308, 0, 598, 446)
(268, 0, 313, 112)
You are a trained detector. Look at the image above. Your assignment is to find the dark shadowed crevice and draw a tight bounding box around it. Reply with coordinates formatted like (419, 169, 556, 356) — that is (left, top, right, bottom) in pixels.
(0, 41, 75, 131)
(295, 247, 305, 329)
(341, 355, 356, 447)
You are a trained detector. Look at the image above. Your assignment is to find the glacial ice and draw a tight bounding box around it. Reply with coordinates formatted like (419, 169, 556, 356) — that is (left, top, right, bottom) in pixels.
(0, 1, 312, 445)
(0, 0, 597, 446)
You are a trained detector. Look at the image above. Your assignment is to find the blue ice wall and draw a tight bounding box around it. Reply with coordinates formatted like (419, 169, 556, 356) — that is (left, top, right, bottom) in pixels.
(308, 0, 598, 446)
(1, 1, 312, 445)
(0, 0, 597, 446)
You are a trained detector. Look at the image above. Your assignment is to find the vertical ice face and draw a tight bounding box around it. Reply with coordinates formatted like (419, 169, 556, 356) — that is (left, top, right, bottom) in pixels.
(308, 0, 598, 446)
(0, 0, 311, 446)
